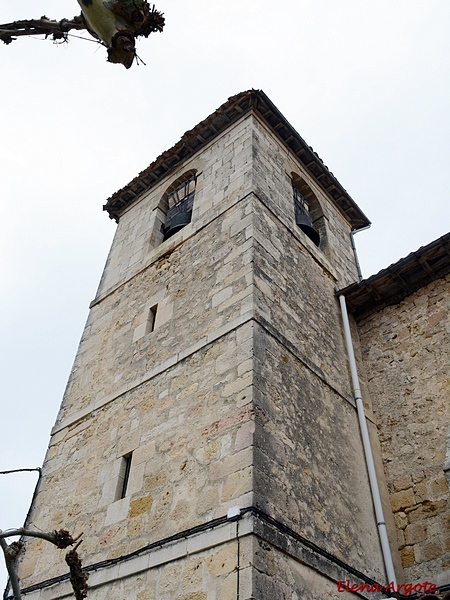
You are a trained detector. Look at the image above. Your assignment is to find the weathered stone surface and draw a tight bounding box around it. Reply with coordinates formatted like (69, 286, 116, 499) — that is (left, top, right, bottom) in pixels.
(358, 273, 450, 583)
(390, 489, 416, 512)
(15, 106, 410, 598)
(404, 523, 427, 545)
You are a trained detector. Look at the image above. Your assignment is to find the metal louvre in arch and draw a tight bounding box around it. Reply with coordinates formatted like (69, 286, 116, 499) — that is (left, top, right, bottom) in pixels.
(162, 170, 197, 240)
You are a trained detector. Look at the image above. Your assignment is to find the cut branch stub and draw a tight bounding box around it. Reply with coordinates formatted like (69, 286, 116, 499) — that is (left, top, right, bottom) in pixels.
(0, 528, 87, 600)
(77, 0, 165, 68)
(0, 1, 164, 68)
(52, 529, 77, 549)
(4, 541, 24, 560)
(66, 547, 89, 600)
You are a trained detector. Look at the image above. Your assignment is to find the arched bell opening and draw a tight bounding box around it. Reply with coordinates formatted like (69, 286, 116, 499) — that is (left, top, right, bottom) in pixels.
(161, 170, 197, 241)
(291, 173, 325, 249)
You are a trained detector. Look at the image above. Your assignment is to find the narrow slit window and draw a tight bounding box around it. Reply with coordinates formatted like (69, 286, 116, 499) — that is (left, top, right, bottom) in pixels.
(146, 305, 157, 334)
(118, 453, 132, 500)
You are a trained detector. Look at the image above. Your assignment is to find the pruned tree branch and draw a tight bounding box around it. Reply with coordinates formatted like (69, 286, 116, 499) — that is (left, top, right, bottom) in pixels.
(66, 541, 89, 600)
(0, 527, 78, 547)
(0, 16, 85, 45)
(0, 536, 22, 600)
(0, 528, 88, 600)
(0, 1, 165, 68)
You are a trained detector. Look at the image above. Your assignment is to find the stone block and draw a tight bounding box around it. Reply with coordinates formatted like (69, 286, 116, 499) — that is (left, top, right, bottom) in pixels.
(234, 419, 255, 452)
(222, 466, 253, 501)
(133, 321, 147, 342)
(423, 542, 442, 561)
(137, 589, 156, 600)
(157, 562, 181, 595)
(236, 322, 253, 345)
(218, 285, 253, 312)
(89, 564, 120, 587)
(222, 374, 252, 398)
(404, 523, 427, 545)
(100, 475, 120, 506)
(422, 498, 447, 516)
(230, 213, 253, 238)
(394, 511, 408, 530)
(129, 494, 154, 518)
(133, 440, 156, 465)
(393, 475, 412, 492)
(390, 488, 416, 512)
(147, 539, 187, 570)
(212, 286, 233, 308)
(155, 301, 173, 328)
(206, 544, 238, 576)
(401, 546, 415, 568)
(117, 427, 142, 457)
(186, 523, 234, 555)
(406, 505, 425, 523)
(118, 553, 150, 578)
(182, 557, 204, 589)
(413, 481, 428, 503)
(430, 476, 449, 497)
(127, 462, 145, 496)
(105, 496, 130, 525)
(218, 572, 237, 600)
(176, 592, 207, 600)
(237, 358, 253, 377)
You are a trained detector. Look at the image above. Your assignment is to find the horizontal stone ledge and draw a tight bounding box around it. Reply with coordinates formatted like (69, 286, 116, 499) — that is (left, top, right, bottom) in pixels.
(20, 512, 253, 599)
(19, 507, 388, 600)
(51, 310, 255, 435)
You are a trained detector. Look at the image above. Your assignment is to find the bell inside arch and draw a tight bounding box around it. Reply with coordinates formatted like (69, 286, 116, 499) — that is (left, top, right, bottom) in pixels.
(164, 210, 192, 240)
(295, 211, 320, 247)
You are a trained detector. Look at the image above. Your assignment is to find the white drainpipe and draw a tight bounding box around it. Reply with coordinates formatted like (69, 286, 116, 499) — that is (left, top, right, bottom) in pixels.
(350, 225, 371, 282)
(338, 293, 397, 587)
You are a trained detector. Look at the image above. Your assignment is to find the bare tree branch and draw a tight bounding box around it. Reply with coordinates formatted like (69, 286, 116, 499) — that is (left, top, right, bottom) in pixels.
(0, 16, 85, 45)
(0, 537, 23, 600)
(0, 1, 165, 68)
(66, 541, 89, 600)
(0, 527, 72, 546)
(1, 528, 88, 599)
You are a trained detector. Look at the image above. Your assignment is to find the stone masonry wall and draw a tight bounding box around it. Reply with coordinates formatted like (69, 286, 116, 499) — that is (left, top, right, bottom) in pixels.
(16, 112, 391, 596)
(55, 157, 255, 428)
(95, 115, 254, 300)
(253, 324, 385, 580)
(18, 320, 255, 588)
(21, 531, 254, 600)
(18, 130, 258, 587)
(251, 117, 360, 289)
(247, 124, 387, 579)
(357, 273, 450, 585)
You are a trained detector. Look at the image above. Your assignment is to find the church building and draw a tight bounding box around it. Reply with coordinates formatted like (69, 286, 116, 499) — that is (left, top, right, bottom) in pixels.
(11, 90, 450, 599)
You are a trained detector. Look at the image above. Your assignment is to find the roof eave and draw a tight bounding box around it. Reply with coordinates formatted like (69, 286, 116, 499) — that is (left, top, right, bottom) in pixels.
(340, 233, 450, 319)
(103, 89, 370, 230)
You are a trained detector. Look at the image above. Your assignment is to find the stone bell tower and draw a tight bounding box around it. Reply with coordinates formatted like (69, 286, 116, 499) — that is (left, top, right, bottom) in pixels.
(14, 90, 399, 599)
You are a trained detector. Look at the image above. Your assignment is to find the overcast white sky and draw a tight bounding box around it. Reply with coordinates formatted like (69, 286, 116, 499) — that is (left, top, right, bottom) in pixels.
(1, 0, 449, 588)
